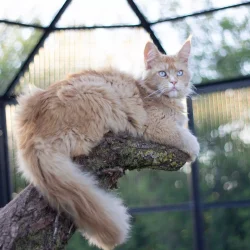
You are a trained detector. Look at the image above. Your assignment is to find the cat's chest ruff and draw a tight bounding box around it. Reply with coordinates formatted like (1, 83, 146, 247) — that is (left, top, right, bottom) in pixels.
(176, 112, 187, 127)
(164, 99, 187, 126)
(158, 103, 186, 127)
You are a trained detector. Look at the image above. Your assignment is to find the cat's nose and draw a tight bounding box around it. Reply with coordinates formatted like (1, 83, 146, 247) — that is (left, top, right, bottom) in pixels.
(170, 81, 177, 85)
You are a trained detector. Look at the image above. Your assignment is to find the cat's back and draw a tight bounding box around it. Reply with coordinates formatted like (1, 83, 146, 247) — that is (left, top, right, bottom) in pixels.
(16, 68, 147, 146)
(66, 69, 147, 135)
(68, 69, 140, 99)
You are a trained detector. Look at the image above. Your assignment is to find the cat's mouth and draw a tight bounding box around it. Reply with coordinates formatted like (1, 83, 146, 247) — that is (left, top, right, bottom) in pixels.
(165, 87, 178, 94)
(170, 87, 177, 91)
(162, 87, 179, 98)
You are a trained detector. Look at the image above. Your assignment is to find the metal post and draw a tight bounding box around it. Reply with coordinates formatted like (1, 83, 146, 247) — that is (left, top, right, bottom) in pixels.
(187, 97, 205, 250)
(0, 101, 12, 207)
(127, 0, 166, 54)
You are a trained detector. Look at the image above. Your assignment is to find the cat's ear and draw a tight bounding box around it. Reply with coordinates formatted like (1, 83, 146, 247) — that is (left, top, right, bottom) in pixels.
(177, 35, 192, 63)
(144, 42, 161, 69)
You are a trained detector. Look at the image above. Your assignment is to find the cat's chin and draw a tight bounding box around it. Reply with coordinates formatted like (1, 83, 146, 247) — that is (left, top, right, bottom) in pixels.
(166, 89, 179, 98)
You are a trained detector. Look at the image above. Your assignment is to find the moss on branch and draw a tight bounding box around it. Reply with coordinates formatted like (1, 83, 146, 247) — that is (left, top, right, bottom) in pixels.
(0, 132, 189, 250)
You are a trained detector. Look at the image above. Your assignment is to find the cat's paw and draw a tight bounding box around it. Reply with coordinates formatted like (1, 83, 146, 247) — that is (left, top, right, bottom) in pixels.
(182, 133, 200, 162)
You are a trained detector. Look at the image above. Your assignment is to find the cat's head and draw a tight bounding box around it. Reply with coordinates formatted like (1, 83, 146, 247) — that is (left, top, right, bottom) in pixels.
(142, 37, 192, 99)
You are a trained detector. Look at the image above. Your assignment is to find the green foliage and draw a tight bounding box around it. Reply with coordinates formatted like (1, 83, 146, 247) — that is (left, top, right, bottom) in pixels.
(67, 211, 193, 250)
(0, 24, 42, 95)
(3, 4, 250, 249)
(66, 6, 250, 250)
(169, 6, 250, 84)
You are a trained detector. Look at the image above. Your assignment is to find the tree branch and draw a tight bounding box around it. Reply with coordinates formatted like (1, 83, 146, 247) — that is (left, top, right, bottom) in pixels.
(0, 133, 188, 250)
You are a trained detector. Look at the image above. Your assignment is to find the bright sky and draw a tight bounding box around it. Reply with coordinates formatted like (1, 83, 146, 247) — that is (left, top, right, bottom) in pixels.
(1, 0, 246, 26)
(1, 0, 248, 83)
(0, 0, 247, 52)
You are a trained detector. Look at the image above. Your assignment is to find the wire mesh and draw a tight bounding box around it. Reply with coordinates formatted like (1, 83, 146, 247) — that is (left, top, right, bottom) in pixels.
(5, 104, 27, 194)
(193, 87, 250, 203)
(1, 1, 250, 249)
(14, 28, 149, 94)
(7, 28, 196, 206)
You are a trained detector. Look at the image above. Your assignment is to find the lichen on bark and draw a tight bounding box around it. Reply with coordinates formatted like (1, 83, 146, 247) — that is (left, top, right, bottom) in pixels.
(0, 133, 189, 250)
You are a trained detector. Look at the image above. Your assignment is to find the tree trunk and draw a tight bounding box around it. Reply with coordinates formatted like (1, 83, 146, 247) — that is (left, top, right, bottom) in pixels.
(0, 133, 188, 250)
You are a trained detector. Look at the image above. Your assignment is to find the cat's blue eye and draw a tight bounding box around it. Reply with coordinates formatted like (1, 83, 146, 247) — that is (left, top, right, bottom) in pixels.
(177, 70, 183, 76)
(158, 71, 167, 77)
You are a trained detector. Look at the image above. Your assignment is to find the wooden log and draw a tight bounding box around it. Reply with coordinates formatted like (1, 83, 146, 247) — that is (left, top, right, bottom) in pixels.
(0, 133, 188, 249)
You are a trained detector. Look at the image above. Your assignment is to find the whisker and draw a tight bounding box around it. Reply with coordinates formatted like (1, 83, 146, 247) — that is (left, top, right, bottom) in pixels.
(187, 85, 200, 98)
(158, 87, 168, 97)
(144, 87, 165, 99)
(145, 90, 161, 99)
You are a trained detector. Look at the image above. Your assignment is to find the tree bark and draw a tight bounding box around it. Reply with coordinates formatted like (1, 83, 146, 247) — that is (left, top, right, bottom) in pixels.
(0, 133, 188, 250)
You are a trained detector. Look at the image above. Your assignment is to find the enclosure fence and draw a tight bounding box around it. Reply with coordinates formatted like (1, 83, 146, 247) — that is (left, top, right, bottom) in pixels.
(1, 1, 250, 250)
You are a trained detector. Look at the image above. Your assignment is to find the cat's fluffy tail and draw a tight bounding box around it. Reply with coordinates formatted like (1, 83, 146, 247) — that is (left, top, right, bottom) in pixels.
(17, 147, 130, 250)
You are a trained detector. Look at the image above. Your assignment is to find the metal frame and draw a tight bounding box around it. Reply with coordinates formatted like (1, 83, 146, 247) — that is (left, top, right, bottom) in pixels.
(0, 101, 12, 206)
(1, 1, 250, 249)
(4, 0, 72, 97)
(195, 76, 250, 95)
(1, 1, 250, 30)
(187, 98, 205, 250)
(0, 0, 249, 99)
(127, 0, 165, 54)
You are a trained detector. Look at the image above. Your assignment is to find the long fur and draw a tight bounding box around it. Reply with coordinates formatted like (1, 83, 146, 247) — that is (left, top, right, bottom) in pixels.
(15, 38, 199, 250)
(15, 72, 146, 250)
(17, 147, 130, 250)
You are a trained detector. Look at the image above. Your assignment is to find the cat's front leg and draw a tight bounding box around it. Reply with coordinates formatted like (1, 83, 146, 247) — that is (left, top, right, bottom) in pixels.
(178, 128, 200, 162)
(143, 115, 199, 162)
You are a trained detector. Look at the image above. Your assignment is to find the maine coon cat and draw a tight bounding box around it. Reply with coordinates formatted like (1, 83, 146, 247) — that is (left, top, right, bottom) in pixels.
(15, 37, 199, 250)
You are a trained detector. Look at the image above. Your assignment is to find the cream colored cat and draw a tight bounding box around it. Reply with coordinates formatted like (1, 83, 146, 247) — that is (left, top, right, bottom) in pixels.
(15, 37, 199, 250)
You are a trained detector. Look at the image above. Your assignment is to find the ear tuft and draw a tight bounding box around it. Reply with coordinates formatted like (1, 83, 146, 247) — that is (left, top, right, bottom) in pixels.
(177, 36, 192, 63)
(144, 42, 161, 69)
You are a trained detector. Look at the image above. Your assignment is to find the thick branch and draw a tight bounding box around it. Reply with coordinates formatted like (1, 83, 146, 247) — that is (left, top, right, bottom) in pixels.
(0, 133, 188, 250)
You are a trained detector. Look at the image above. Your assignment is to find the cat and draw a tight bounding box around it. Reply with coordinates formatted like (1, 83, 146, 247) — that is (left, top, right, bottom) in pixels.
(15, 36, 199, 250)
